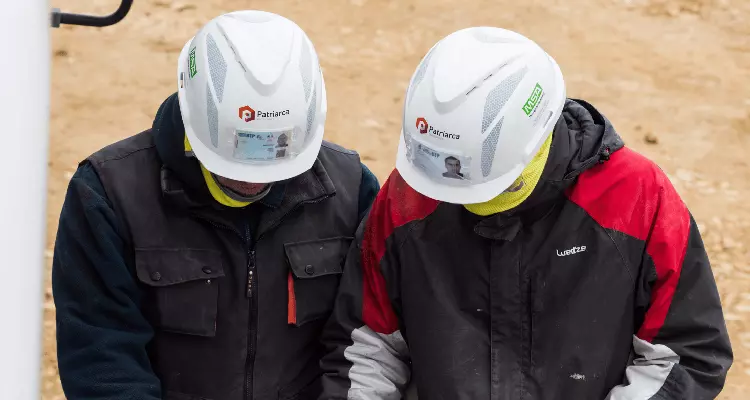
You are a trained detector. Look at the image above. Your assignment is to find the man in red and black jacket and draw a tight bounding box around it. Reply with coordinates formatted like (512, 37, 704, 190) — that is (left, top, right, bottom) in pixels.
(320, 27, 732, 400)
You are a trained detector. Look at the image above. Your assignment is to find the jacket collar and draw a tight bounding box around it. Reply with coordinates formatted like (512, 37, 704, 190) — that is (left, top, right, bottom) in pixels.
(161, 158, 337, 235)
(256, 158, 337, 235)
(472, 98, 625, 241)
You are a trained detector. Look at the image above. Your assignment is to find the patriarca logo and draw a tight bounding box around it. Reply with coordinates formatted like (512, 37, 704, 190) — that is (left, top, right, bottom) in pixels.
(239, 106, 255, 122)
(239, 105, 290, 122)
(415, 117, 459, 139)
(416, 117, 429, 134)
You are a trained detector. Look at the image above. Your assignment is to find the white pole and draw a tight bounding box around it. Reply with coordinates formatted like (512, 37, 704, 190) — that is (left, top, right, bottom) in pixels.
(0, 0, 51, 398)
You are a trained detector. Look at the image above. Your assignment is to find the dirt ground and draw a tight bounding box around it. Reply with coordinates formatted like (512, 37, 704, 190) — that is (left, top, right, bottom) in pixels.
(43, 0, 750, 398)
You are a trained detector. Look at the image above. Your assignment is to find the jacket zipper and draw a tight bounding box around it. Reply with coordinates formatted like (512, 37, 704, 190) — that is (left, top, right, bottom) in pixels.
(521, 243, 533, 400)
(192, 193, 333, 400)
(189, 214, 257, 400)
(245, 222, 257, 400)
(242, 196, 331, 400)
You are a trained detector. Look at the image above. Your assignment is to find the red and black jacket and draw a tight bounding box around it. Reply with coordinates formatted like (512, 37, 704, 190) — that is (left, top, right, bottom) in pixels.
(320, 99, 732, 400)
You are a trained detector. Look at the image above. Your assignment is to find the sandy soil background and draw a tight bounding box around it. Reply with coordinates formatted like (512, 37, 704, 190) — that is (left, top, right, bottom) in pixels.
(43, 0, 750, 398)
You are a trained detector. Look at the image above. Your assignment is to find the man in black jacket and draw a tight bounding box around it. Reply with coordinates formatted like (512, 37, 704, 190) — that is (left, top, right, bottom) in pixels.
(52, 11, 379, 400)
(320, 27, 732, 399)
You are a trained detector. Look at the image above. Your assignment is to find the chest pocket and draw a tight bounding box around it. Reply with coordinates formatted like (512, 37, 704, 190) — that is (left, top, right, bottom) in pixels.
(135, 248, 225, 337)
(285, 237, 352, 327)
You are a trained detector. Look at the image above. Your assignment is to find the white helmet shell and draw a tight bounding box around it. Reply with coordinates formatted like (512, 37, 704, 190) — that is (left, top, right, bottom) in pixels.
(177, 10, 327, 183)
(396, 27, 566, 204)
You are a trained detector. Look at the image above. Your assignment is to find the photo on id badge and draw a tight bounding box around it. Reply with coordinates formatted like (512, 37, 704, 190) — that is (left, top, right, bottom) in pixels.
(413, 141, 470, 181)
(275, 133, 289, 158)
(443, 156, 464, 179)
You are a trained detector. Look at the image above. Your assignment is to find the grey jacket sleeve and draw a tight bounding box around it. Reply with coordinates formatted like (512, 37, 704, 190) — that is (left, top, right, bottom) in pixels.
(320, 203, 411, 399)
(607, 212, 732, 400)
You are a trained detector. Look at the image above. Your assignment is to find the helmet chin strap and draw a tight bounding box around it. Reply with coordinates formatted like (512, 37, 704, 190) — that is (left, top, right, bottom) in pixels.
(212, 173, 274, 203)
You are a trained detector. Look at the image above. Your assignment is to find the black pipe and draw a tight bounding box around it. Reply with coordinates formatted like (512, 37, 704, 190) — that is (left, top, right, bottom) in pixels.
(51, 0, 133, 28)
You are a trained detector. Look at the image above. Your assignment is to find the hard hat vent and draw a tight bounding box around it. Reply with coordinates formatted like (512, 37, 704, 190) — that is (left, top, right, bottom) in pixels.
(206, 83, 219, 147)
(481, 67, 526, 133)
(481, 117, 503, 177)
(299, 40, 313, 101)
(206, 33, 228, 103)
(408, 49, 435, 105)
(305, 86, 317, 140)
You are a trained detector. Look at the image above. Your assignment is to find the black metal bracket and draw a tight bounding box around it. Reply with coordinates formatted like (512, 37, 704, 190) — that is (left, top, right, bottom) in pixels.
(51, 0, 133, 28)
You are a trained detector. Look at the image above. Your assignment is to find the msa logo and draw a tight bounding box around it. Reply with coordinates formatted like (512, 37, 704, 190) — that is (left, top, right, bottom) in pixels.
(556, 245, 587, 257)
(188, 47, 197, 79)
(522, 83, 543, 116)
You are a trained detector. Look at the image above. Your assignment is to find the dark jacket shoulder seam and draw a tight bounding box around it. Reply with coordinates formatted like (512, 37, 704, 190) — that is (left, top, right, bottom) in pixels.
(79, 163, 134, 249)
(395, 204, 441, 254)
(92, 145, 156, 166)
(321, 142, 359, 157)
(567, 198, 637, 284)
(601, 227, 637, 285)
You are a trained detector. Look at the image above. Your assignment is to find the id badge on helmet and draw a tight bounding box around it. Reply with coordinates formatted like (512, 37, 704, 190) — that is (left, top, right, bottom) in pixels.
(408, 135, 472, 184)
(233, 128, 295, 162)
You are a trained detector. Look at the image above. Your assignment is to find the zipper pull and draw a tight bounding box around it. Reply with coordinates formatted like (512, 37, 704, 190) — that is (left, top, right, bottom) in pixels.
(246, 270, 254, 298)
(246, 250, 256, 298)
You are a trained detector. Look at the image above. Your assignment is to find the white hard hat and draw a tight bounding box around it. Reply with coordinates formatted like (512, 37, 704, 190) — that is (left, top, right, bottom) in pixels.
(177, 10, 327, 183)
(396, 27, 566, 204)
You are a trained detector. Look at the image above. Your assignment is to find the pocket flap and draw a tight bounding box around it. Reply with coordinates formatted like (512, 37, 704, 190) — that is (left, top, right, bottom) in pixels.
(135, 248, 225, 287)
(284, 237, 353, 279)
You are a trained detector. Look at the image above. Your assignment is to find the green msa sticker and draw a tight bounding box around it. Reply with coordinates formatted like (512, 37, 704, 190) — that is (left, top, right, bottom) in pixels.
(188, 47, 197, 78)
(522, 83, 543, 116)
